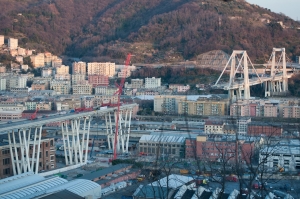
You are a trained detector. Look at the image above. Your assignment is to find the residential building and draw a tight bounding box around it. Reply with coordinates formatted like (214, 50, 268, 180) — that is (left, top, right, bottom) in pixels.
(131, 79, 143, 88)
(5, 76, 27, 90)
(30, 53, 45, 68)
(0, 78, 6, 90)
(8, 38, 18, 49)
(50, 81, 71, 95)
(88, 75, 109, 87)
(10, 88, 29, 94)
(0, 110, 22, 120)
(31, 82, 46, 90)
(25, 99, 39, 110)
(154, 95, 186, 114)
(95, 86, 117, 95)
(118, 68, 131, 78)
(178, 96, 229, 116)
(0, 137, 56, 178)
(42, 68, 54, 77)
(169, 84, 190, 92)
(237, 117, 251, 134)
(145, 77, 161, 88)
(94, 95, 118, 106)
(81, 97, 94, 108)
(282, 106, 300, 118)
(72, 61, 86, 74)
(87, 62, 115, 77)
(36, 101, 52, 110)
(21, 65, 28, 71)
(56, 65, 69, 75)
(0, 66, 6, 73)
(44, 52, 52, 66)
(55, 74, 71, 81)
(138, 135, 185, 158)
(72, 74, 86, 85)
(17, 47, 26, 56)
(0, 104, 25, 111)
(204, 120, 224, 134)
(15, 56, 23, 63)
(52, 58, 62, 67)
(72, 84, 92, 95)
(0, 35, 4, 46)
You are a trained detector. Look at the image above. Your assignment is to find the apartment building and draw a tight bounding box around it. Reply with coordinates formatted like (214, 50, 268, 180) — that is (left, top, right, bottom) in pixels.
(0, 78, 6, 90)
(204, 120, 224, 134)
(178, 96, 229, 116)
(56, 99, 81, 110)
(0, 110, 22, 120)
(72, 84, 92, 95)
(154, 95, 186, 114)
(50, 81, 71, 95)
(42, 68, 54, 77)
(36, 101, 52, 110)
(31, 82, 46, 90)
(282, 106, 300, 118)
(0, 35, 4, 46)
(54, 74, 71, 81)
(8, 38, 18, 49)
(0, 66, 6, 73)
(94, 95, 118, 107)
(52, 57, 62, 67)
(169, 84, 190, 92)
(132, 79, 144, 88)
(30, 53, 45, 68)
(71, 74, 86, 85)
(81, 97, 94, 108)
(88, 75, 109, 87)
(87, 62, 115, 77)
(72, 61, 86, 74)
(5, 76, 27, 90)
(139, 135, 185, 158)
(44, 52, 52, 66)
(118, 68, 131, 78)
(0, 137, 56, 178)
(248, 122, 282, 137)
(145, 77, 161, 88)
(56, 65, 69, 75)
(95, 86, 118, 95)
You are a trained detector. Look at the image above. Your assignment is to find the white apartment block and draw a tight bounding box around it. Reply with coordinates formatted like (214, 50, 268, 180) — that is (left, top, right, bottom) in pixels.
(5, 76, 27, 90)
(95, 86, 118, 95)
(55, 74, 71, 81)
(8, 38, 18, 49)
(154, 95, 186, 114)
(145, 77, 161, 88)
(0, 35, 4, 46)
(42, 68, 54, 77)
(0, 78, 6, 90)
(87, 62, 115, 77)
(56, 65, 69, 75)
(0, 104, 25, 111)
(237, 118, 251, 134)
(72, 74, 86, 85)
(72, 84, 92, 95)
(30, 53, 45, 68)
(72, 61, 86, 74)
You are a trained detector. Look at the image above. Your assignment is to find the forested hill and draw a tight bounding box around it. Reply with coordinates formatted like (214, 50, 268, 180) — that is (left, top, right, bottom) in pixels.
(1, 0, 300, 63)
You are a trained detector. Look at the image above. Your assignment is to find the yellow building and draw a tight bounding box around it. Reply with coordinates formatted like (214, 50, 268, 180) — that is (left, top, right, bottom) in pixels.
(154, 95, 186, 114)
(178, 96, 228, 116)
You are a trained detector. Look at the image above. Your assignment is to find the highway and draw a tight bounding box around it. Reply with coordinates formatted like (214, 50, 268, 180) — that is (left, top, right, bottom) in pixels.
(0, 104, 137, 134)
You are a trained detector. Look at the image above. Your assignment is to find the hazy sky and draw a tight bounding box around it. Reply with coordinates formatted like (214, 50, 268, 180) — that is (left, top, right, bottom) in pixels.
(246, 0, 299, 21)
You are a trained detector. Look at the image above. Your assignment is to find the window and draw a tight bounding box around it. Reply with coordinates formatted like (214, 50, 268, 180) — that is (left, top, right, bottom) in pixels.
(46, 143, 48, 147)
(2, 149, 10, 155)
(39, 162, 42, 167)
(2, 158, 10, 165)
(46, 151, 48, 157)
(3, 168, 10, 175)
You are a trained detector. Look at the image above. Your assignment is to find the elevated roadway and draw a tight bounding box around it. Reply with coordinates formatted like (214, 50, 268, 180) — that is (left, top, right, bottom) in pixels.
(0, 104, 137, 134)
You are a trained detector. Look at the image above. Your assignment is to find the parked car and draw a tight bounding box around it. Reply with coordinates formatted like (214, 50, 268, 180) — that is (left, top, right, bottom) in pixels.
(226, 174, 238, 182)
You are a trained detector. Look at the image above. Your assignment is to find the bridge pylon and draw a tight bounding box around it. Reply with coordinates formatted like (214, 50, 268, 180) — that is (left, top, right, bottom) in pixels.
(215, 50, 260, 101)
(105, 108, 132, 154)
(265, 48, 288, 97)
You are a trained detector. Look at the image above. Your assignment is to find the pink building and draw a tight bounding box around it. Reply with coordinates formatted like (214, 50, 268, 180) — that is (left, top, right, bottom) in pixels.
(88, 75, 109, 87)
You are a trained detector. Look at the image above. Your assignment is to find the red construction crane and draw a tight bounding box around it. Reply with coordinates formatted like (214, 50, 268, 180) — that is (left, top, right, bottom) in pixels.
(113, 53, 132, 160)
(30, 108, 39, 120)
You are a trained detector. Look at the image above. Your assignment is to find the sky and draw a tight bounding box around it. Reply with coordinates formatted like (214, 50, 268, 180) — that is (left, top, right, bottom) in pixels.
(246, 0, 299, 21)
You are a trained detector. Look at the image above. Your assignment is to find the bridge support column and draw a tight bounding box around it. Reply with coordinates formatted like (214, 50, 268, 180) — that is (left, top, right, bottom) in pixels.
(7, 126, 43, 175)
(61, 116, 92, 166)
(105, 108, 133, 154)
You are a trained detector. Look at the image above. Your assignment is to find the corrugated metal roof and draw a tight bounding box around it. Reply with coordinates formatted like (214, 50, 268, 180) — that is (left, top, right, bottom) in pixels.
(40, 190, 84, 199)
(139, 135, 186, 144)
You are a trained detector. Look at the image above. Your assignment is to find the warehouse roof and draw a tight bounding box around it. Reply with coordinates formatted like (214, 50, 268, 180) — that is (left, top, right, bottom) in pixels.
(140, 135, 186, 144)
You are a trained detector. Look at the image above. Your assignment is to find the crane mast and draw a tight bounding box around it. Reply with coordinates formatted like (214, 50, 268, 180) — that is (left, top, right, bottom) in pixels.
(113, 53, 132, 160)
